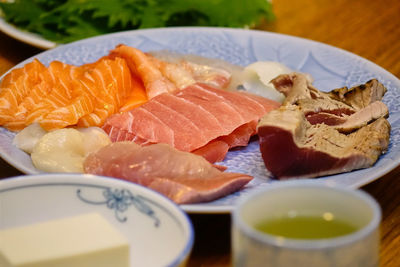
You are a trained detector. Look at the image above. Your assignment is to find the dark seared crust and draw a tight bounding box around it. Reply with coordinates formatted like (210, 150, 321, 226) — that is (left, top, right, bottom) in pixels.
(271, 73, 389, 132)
(258, 74, 390, 179)
(327, 79, 387, 109)
(257, 106, 390, 179)
(272, 74, 387, 112)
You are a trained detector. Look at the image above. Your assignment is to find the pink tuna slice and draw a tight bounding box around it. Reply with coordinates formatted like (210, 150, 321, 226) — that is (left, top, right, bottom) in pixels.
(83, 142, 252, 204)
(102, 83, 280, 159)
(192, 121, 257, 163)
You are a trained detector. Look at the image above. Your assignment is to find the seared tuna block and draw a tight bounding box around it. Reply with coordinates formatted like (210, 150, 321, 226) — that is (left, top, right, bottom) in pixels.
(258, 73, 390, 179)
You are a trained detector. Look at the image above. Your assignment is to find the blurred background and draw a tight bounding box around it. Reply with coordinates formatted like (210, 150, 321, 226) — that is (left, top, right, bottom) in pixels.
(1, 0, 399, 78)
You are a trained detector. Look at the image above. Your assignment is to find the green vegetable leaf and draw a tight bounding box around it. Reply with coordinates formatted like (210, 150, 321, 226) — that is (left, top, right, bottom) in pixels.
(0, 0, 274, 44)
(161, 0, 275, 28)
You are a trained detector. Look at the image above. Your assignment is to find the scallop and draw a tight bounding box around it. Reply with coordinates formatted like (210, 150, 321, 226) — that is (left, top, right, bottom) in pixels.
(31, 127, 111, 173)
(13, 123, 47, 154)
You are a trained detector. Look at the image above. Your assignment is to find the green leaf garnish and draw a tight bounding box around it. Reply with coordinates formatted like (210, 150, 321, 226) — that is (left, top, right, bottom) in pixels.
(0, 0, 274, 44)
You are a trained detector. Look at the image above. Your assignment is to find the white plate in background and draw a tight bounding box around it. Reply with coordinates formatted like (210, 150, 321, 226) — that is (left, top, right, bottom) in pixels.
(0, 17, 56, 49)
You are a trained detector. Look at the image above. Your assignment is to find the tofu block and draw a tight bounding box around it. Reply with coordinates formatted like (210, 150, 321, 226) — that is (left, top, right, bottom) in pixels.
(0, 213, 130, 267)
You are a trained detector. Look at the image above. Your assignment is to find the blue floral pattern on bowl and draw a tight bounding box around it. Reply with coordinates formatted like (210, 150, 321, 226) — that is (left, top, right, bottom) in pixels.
(77, 187, 160, 226)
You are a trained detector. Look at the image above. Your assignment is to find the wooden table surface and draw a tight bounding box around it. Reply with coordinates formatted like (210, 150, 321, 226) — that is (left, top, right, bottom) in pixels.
(0, 0, 399, 266)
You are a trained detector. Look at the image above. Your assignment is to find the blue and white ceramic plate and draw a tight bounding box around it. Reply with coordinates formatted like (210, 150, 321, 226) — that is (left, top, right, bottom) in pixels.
(0, 174, 194, 267)
(1, 27, 399, 213)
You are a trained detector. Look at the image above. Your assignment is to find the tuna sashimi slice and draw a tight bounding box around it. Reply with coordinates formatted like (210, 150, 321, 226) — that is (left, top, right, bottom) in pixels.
(192, 140, 229, 163)
(83, 142, 252, 204)
(192, 121, 258, 163)
(103, 83, 280, 152)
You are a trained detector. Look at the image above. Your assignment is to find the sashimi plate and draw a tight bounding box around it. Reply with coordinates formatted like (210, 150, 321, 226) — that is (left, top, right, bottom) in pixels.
(1, 27, 400, 213)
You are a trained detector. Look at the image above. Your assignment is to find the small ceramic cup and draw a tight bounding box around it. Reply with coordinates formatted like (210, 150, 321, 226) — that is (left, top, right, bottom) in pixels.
(231, 180, 381, 267)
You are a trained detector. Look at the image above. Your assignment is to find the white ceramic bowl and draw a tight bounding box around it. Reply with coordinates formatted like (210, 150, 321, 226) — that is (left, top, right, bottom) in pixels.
(0, 174, 194, 267)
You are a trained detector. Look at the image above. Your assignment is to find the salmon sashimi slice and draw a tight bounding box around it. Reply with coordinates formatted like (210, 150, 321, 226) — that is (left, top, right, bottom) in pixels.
(3, 61, 75, 130)
(4, 61, 94, 131)
(0, 53, 147, 131)
(28, 62, 91, 130)
(118, 74, 147, 112)
(76, 57, 141, 127)
(0, 59, 47, 125)
(83, 142, 253, 204)
(103, 83, 281, 155)
(40, 93, 95, 130)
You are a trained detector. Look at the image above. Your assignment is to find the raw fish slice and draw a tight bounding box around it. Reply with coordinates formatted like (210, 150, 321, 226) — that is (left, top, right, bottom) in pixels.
(83, 142, 253, 204)
(4, 69, 58, 130)
(177, 84, 279, 126)
(191, 121, 257, 163)
(4, 61, 85, 131)
(40, 93, 94, 130)
(103, 83, 280, 153)
(218, 120, 257, 148)
(0, 55, 143, 131)
(142, 100, 208, 151)
(77, 107, 110, 128)
(24, 62, 93, 131)
(191, 140, 230, 163)
(104, 107, 175, 145)
(146, 173, 250, 204)
(147, 54, 231, 90)
(147, 55, 196, 90)
(118, 74, 147, 112)
(31, 127, 111, 173)
(80, 59, 120, 113)
(0, 59, 46, 124)
(149, 50, 233, 89)
(176, 84, 245, 130)
(20, 62, 80, 121)
(153, 93, 225, 139)
(181, 60, 231, 89)
(77, 57, 139, 127)
(198, 84, 271, 121)
(111, 44, 177, 99)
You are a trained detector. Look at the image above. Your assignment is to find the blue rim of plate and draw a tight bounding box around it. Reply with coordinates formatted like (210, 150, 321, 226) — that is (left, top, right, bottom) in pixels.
(0, 27, 399, 213)
(0, 173, 195, 267)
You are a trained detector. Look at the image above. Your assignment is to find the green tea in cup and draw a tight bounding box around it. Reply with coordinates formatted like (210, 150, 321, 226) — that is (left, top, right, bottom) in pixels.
(232, 180, 381, 267)
(254, 212, 358, 239)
